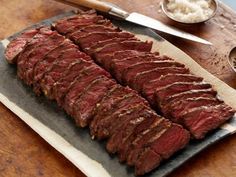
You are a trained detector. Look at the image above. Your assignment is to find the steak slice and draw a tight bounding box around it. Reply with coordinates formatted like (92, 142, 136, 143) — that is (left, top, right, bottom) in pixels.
(68, 24, 120, 39)
(39, 48, 87, 99)
(72, 76, 116, 127)
(52, 60, 99, 106)
(161, 89, 217, 111)
(100, 50, 158, 71)
(182, 104, 235, 139)
(55, 10, 97, 29)
(142, 73, 202, 105)
(90, 85, 137, 136)
(63, 65, 107, 115)
(133, 66, 192, 93)
(66, 19, 112, 37)
(103, 51, 161, 71)
(93, 40, 153, 63)
(74, 32, 135, 49)
(121, 61, 186, 86)
(126, 119, 171, 165)
(97, 101, 148, 139)
(146, 73, 203, 91)
(104, 104, 148, 133)
(24, 32, 65, 85)
(17, 27, 53, 80)
(55, 14, 103, 34)
(111, 55, 172, 83)
(134, 148, 161, 176)
(134, 124, 190, 176)
(94, 95, 148, 140)
(118, 113, 166, 162)
(5, 28, 39, 64)
(167, 97, 223, 122)
(155, 82, 212, 107)
(90, 90, 148, 139)
(106, 107, 157, 154)
(83, 38, 138, 56)
(32, 40, 76, 94)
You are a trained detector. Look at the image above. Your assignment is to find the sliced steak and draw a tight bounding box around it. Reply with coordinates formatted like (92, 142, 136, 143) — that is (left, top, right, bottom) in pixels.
(83, 38, 138, 56)
(104, 104, 148, 133)
(134, 148, 161, 176)
(104, 50, 160, 63)
(93, 40, 153, 63)
(68, 24, 121, 35)
(161, 89, 217, 111)
(72, 76, 116, 127)
(96, 103, 147, 140)
(167, 97, 223, 122)
(17, 27, 53, 80)
(55, 14, 103, 34)
(55, 10, 97, 29)
(111, 55, 172, 83)
(100, 50, 157, 71)
(68, 24, 120, 39)
(74, 32, 135, 49)
(90, 85, 137, 137)
(63, 65, 107, 115)
(90, 92, 148, 139)
(142, 73, 201, 105)
(94, 95, 149, 140)
(52, 60, 98, 106)
(121, 61, 185, 86)
(115, 114, 164, 162)
(39, 48, 87, 99)
(182, 104, 235, 139)
(152, 124, 189, 155)
(147, 74, 203, 91)
(112, 50, 160, 60)
(5, 28, 39, 64)
(106, 108, 157, 154)
(111, 54, 169, 69)
(125, 119, 171, 165)
(155, 82, 212, 107)
(32, 40, 76, 94)
(66, 19, 112, 36)
(24, 32, 65, 85)
(134, 124, 190, 176)
(103, 51, 161, 71)
(131, 68, 189, 92)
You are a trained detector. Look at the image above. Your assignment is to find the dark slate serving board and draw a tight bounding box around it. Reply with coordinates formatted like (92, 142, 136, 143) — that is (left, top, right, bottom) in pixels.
(0, 11, 236, 177)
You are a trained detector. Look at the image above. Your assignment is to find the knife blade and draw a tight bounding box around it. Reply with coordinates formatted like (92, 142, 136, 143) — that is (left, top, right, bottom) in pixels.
(54, 0, 212, 45)
(125, 13, 212, 45)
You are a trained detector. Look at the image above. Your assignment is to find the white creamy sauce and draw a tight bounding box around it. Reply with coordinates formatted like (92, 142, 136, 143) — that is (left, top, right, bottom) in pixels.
(166, 0, 214, 23)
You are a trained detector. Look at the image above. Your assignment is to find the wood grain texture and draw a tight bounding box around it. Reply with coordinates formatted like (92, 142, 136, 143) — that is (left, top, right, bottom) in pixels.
(0, 104, 85, 177)
(0, 0, 236, 177)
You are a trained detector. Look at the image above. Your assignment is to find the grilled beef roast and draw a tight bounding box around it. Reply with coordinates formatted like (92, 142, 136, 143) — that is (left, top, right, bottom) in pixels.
(5, 24, 190, 176)
(5, 10, 235, 176)
(60, 11, 234, 142)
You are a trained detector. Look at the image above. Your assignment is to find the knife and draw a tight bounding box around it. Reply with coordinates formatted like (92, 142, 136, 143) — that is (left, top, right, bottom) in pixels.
(55, 0, 212, 45)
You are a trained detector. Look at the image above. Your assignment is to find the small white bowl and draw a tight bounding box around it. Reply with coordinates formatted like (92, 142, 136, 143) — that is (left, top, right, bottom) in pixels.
(161, 0, 218, 24)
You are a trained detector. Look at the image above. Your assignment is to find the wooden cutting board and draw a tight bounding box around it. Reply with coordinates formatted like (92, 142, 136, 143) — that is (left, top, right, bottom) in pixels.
(0, 0, 236, 177)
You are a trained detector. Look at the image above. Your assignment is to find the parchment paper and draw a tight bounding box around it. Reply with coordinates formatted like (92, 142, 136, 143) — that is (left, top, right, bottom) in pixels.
(0, 12, 236, 177)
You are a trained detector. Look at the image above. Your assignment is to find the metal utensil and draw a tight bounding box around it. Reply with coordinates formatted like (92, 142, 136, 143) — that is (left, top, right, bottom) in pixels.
(228, 47, 236, 72)
(161, 0, 218, 24)
(54, 0, 212, 45)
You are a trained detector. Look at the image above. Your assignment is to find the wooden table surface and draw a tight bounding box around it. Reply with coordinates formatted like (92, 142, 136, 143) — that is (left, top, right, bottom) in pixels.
(0, 0, 236, 177)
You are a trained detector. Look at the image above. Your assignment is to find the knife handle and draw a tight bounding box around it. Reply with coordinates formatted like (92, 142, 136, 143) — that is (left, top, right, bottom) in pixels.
(56, 0, 112, 13)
